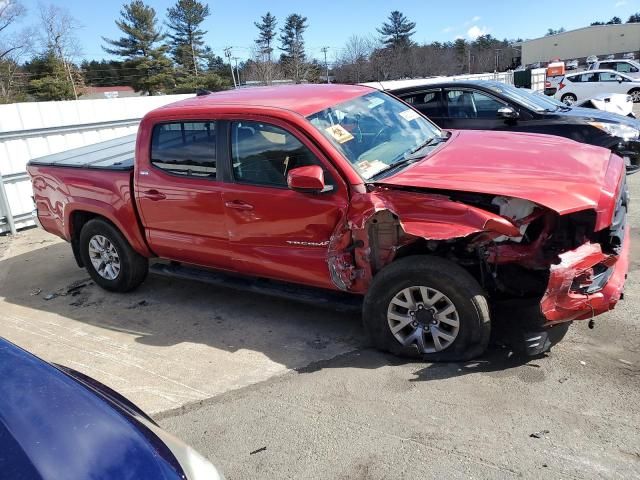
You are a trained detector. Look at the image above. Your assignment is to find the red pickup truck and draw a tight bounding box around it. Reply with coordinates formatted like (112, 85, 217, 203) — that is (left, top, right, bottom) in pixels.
(28, 84, 630, 361)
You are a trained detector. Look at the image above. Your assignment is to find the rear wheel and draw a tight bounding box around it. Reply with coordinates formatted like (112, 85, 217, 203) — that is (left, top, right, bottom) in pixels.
(561, 93, 577, 105)
(363, 256, 491, 361)
(79, 218, 148, 292)
(628, 88, 640, 103)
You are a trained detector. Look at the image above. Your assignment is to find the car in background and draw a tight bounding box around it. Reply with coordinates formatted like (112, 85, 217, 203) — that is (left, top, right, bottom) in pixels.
(555, 69, 640, 104)
(605, 54, 616, 60)
(588, 59, 640, 78)
(576, 93, 635, 117)
(378, 79, 640, 173)
(0, 337, 223, 480)
(565, 59, 579, 70)
(587, 55, 599, 64)
(623, 52, 636, 60)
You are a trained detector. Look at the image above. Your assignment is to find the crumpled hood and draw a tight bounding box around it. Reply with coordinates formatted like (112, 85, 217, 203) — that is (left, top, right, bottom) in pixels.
(378, 130, 620, 215)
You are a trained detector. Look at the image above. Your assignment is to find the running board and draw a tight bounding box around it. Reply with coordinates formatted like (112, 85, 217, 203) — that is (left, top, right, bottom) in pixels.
(149, 262, 363, 313)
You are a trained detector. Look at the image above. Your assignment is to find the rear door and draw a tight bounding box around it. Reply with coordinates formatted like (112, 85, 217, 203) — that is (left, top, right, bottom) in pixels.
(442, 88, 511, 130)
(221, 118, 349, 289)
(395, 89, 448, 127)
(135, 120, 232, 269)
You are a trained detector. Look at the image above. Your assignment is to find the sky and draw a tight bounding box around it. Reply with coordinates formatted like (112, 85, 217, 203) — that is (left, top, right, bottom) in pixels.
(11, 0, 640, 63)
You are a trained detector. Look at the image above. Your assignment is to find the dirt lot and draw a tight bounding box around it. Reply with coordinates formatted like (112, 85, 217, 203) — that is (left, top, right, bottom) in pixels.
(1, 176, 639, 479)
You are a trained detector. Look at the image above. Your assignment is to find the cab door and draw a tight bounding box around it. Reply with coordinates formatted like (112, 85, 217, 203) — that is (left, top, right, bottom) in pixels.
(220, 119, 349, 290)
(135, 120, 232, 269)
(443, 88, 512, 130)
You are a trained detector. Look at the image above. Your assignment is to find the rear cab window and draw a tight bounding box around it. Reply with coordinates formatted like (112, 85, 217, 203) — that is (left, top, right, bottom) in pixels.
(151, 122, 216, 178)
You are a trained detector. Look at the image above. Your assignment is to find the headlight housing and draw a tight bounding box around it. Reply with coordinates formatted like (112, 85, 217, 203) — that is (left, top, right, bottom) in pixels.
(589, 121, 640, 141)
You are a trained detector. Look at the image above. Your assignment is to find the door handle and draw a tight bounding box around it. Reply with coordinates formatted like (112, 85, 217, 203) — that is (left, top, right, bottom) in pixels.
(225, 200, 254, 211)
(142, 189, 166, 201)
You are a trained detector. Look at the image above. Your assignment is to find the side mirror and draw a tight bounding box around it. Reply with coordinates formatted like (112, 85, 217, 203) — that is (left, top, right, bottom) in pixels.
(616, 75, 623, 83)
(287, 165, 329, 193)
(497, 106, 519, 120)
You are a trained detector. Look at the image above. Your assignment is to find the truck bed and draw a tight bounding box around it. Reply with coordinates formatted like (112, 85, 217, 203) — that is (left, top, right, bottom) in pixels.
(28, 134, 136, 171)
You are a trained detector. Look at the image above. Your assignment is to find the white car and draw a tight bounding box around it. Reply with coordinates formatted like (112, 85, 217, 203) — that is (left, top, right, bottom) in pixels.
(554, 69, 640, 105)
(565, 59, 579, 70)
(588, 59, 640, 78)
(576, 93, 635, 117)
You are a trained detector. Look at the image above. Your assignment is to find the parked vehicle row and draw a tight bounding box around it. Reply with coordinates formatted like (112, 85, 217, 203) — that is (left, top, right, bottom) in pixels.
(28, 84, 630, 362)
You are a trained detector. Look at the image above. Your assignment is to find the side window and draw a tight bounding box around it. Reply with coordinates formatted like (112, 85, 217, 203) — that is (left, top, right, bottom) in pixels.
(446, 89, 506, 119)
(400, 89, 443, 117)
(230, 121, 326, 188)
(616, 62, 631, 73)
(566, 75, 580, 83)
(580, 73, 598, 82)
(151, 122, 216, 178)
(599, 71, 619, 82)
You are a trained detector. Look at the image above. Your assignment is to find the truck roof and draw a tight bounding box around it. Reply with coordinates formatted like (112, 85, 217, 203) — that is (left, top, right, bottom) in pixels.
(157, 84, 374, 117)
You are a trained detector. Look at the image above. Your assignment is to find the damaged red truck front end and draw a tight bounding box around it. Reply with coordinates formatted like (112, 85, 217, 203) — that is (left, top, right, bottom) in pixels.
(28, 84, 630, 361)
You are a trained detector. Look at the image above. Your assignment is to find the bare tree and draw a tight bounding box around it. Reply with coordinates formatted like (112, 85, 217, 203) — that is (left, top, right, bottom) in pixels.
(38, 3, 82, 99)
(337, 35, 374, 83)
(0, 0, 33, 102)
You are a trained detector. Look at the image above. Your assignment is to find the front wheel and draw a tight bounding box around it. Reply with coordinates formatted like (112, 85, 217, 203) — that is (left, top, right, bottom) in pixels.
(363, 256, 491, 361)
(79, 218, 148, 292)
(628, 88, 640, 103)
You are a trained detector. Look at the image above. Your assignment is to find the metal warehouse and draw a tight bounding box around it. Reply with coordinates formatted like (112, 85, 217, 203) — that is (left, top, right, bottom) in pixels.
(516, 23, 640, 65)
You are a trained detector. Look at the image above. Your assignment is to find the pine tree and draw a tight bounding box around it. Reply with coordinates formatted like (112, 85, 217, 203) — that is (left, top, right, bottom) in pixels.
(377, 11, 416, 49)
(628, 13, 640, 23)
(102, 0, 173, 94)
(255, 12, 277, 62)
(279, 13, 307, 83)
(166, 0, 210, 76)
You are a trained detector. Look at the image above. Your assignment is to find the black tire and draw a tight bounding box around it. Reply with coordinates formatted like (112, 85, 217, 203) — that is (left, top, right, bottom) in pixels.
(628, 88, 640, 103)
(561, 93, 577, 105)
(363, 256, 491, 362)
(79, 218, 148, 292)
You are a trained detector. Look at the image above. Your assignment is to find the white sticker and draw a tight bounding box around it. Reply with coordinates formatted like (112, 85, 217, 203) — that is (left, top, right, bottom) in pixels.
(357, 159, 388, 179)
(325, 124, 354, 144)
(367, 96, 385, 108)
(399, 109, 421, 121)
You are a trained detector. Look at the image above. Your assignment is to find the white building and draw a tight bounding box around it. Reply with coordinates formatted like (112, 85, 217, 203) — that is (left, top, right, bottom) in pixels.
(515, 24, 640, 65)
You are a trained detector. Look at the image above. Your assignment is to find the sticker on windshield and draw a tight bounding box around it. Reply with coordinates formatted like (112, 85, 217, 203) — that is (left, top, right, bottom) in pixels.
(367, 96, 385, 108)
(325, 124, 354, 144)
(399, 109, 421, 121)
(357, 159, 388, 179)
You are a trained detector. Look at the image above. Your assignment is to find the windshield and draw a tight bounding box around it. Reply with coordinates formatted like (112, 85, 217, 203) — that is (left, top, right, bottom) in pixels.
(485, 83, 560, 112)
(307, 91, 443, 180)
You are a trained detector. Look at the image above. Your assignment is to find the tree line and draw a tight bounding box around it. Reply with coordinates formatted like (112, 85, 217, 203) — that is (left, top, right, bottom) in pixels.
(3, 1, 640, 103)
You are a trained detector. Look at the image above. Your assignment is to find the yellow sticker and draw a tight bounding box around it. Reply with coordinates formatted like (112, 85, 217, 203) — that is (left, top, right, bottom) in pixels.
(399, 109, 421, 121)
(325, 124, 354, 144)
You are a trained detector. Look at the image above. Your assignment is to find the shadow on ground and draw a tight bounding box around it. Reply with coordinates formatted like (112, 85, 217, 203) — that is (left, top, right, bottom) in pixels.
(0, 239, 535, 378)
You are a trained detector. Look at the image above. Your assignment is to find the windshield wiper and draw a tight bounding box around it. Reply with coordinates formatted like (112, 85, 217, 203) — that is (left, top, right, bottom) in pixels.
(367, 135, 448, 180)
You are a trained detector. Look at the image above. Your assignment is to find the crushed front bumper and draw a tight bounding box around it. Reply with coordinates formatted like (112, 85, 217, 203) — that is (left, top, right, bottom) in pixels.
(540, 224, 630, 324)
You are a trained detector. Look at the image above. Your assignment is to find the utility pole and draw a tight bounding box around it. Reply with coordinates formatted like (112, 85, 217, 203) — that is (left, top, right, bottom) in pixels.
(233, 57, 241, 87)
(224, 47, 237, 88)
(321, 46, 330, 83)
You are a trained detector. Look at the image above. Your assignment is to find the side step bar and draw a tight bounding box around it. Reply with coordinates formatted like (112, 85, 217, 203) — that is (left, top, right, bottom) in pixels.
(150, 262, 363, 313)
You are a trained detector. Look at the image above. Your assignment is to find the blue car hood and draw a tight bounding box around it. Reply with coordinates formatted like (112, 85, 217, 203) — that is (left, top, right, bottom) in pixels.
(0, 339, 184, 480)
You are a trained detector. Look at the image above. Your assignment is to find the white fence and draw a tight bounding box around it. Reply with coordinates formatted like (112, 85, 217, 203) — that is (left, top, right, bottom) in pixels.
(0, 94, 193, 234)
